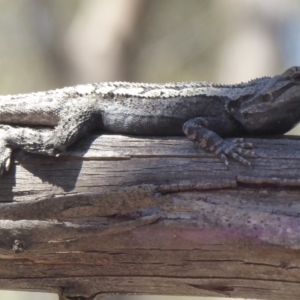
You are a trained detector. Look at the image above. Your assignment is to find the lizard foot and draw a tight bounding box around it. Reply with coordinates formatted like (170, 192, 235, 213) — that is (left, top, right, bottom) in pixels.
(214, 138, 256, 167)
(0, 142, 12, 176)
(183, 118, 257, 168)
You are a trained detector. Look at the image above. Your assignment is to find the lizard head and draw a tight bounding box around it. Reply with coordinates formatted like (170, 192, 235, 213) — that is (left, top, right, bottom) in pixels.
(227, 66, 300, 135)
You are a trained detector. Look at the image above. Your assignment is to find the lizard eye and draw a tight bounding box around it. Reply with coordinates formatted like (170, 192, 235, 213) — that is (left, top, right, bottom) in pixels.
(263, 93, 273, 102)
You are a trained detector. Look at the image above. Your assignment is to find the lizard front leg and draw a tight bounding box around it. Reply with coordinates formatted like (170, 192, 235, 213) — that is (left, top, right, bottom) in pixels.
(43, 99, 102, 156)
(182, 117, 256, 167)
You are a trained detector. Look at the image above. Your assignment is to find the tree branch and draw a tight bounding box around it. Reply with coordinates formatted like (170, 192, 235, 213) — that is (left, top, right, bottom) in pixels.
(1, 135, 300, 300)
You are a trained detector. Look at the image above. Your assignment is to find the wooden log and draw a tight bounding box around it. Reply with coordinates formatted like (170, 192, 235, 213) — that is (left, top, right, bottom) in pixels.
(1, 134, 300, 300)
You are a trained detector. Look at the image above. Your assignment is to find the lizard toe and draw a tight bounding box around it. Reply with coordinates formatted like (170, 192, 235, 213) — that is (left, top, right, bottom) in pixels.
(213, 140, 254, 167)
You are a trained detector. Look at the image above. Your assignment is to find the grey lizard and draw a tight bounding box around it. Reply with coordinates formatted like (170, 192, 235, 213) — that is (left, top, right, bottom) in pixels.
(1, 66, 300, 175)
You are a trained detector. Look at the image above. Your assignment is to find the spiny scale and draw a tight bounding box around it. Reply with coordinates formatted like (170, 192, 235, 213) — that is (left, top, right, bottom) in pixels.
(0, 74, 274, 102)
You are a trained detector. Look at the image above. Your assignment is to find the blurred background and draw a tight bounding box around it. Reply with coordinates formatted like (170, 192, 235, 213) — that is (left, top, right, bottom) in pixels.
(0, 0, 300, 299)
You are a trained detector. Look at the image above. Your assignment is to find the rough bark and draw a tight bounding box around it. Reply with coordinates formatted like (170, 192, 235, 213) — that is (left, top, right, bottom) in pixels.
(1, 134, 300, 300)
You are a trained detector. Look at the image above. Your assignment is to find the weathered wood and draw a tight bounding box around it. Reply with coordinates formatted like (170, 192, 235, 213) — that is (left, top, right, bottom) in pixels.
(1, 134, 300, 300)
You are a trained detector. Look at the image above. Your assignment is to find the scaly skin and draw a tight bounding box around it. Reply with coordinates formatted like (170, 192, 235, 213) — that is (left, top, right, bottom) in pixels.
(1, 66, 300, 175)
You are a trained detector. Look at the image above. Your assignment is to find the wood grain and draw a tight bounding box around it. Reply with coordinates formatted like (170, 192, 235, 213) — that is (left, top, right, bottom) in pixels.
(1, 134, 300, 300)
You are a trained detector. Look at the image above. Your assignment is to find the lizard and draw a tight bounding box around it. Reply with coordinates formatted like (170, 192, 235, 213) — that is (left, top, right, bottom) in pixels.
(0, 66, 300, 176)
